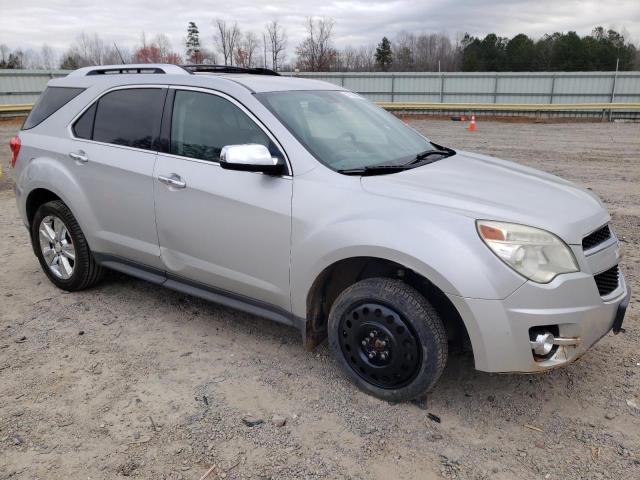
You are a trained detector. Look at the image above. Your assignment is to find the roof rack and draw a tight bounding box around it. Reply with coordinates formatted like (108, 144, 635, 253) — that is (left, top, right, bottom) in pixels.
(180, 64, 280, 76)
(66, 63, 281, 78)
(67, 64, 190, 77)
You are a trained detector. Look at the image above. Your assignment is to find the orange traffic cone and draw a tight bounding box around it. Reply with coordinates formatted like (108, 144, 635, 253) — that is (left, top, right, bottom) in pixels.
(468, 114, 476, 132)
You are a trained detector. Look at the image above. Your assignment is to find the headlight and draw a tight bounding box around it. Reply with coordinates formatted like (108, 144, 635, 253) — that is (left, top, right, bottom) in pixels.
(477, 220, 579, 283)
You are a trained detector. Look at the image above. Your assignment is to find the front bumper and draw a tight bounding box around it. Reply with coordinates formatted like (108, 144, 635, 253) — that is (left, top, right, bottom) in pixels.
(448, 269, 629, 373)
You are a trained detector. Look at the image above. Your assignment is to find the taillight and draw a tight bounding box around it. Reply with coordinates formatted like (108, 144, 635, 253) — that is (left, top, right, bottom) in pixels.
(10, 136, 21, 168)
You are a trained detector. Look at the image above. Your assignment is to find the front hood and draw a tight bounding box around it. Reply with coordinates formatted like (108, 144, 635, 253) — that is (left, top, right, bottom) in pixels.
(361, 150, 609, 245)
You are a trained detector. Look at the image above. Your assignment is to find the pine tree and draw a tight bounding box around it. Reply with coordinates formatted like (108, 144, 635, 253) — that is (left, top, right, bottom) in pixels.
(186, 21, 202, 63)
(375, 37, 392, 71)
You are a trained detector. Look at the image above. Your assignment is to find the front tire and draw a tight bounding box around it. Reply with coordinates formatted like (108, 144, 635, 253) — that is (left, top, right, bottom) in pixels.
(31, 200, 103, 291)
(328, 278, 448, 401)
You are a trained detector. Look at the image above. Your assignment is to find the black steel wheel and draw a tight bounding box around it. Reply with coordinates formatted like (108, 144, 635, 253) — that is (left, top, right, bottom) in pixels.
(338, 302, 422, 389)
(328, 278, 448, 401)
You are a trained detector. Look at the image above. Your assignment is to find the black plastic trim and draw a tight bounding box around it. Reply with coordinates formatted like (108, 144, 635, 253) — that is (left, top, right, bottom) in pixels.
(93, 253, 166, 284)
(612, 286, 630, 334)
(158, 88, 175, 154)
(93, 253, 304, 331)
(164, 273, 296, 327)
(181, 64, 280, 76)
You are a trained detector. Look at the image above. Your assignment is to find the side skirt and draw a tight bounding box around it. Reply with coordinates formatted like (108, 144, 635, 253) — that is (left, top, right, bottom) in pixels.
(93, 253, 305, 332)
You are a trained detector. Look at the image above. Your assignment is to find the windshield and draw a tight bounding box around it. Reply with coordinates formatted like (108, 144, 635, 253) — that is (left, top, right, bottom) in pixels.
(257, 90, 438, 172)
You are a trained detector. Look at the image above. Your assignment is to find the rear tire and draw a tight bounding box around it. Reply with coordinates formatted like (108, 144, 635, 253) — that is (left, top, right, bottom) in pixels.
(31, 200, 104, 291)
(328, 278, 448, 402)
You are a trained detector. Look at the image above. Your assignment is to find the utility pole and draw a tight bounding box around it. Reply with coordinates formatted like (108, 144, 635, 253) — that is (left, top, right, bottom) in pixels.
(609, 57, 619, 122)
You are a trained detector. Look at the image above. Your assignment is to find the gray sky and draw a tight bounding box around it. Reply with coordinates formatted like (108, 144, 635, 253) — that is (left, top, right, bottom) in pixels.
(1, 0, 639, 57)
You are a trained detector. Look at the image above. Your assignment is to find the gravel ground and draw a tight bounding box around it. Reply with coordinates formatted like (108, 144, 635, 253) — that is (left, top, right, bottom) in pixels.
(0, 117, 639, 480)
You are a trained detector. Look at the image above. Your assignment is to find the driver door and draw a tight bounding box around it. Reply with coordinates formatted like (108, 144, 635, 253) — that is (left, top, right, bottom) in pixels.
(153, 88, 292, 312)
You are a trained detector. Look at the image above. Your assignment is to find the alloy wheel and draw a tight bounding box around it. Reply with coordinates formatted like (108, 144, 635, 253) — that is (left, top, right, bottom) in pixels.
(38, 215, 76, 279)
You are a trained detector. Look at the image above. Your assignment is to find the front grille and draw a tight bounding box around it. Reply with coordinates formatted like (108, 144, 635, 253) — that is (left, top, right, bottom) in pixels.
(582, 225, 611, 251)
(594, 265, 619, 297)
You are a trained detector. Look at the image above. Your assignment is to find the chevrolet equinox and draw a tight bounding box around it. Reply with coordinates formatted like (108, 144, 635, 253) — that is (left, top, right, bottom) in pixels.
(11, 64, 630, 401)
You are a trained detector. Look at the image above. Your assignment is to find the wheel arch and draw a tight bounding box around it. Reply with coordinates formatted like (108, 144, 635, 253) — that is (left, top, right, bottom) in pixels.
(303, 256, 471, 356)
(19, 157, 98, 254)
(26, 188, 63, 226)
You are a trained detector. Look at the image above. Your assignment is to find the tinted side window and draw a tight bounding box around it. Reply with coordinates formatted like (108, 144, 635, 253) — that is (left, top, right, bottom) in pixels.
(170, 90, 271, 162)
(93, 88, 165, 150)
(23, 87, 84, 130)
(73, 103, 96, 139)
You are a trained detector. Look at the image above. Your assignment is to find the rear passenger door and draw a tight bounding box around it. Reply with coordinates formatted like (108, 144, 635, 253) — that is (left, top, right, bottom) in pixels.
(71, 86, 166, 269)
(153, 87, 292, 311)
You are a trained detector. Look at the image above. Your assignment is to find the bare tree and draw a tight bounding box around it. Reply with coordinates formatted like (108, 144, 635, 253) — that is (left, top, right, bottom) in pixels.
(77, 32, 106, 65)
(40, 44, 57, 69)
(262, 33, 268, 68)
(214, 18, 241, 66)
(199, 47, 217, 65)
(132, 33, 181, 64)
(153, 33, 173, 60)
(295, 17, 337, 71)
(241, 32, 259, 67)
(266, 20, 287, 71)
(19, 49, 39, 69)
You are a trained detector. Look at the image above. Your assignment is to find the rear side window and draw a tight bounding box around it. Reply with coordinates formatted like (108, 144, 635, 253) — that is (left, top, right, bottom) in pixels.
(91, 88, 165, 150)
(23, 87, 84, 130)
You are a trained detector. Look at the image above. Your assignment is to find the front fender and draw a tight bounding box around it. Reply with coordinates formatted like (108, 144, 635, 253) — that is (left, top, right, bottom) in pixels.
(290, 213, 527, 320)
(289, 168, 528, 319)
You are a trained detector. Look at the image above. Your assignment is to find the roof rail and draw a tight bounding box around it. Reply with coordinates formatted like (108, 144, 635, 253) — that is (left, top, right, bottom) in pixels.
(67, 64, 190, 77)
(181, 64, 280, 76)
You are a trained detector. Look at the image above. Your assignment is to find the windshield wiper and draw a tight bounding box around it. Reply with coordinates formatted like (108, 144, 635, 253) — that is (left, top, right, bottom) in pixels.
(337, 164, 410, 176)
(337, 144, 456, 176)
(413, 144, 456, 162)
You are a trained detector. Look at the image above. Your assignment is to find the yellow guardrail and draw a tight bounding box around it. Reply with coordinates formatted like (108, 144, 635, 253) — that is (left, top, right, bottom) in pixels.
(0, 103, 33, 113)
(1, 101, 640, 116)
(378, 102, 640, 111)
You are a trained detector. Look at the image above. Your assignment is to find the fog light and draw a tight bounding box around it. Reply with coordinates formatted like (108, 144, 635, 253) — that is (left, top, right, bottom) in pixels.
(530, 332, 555, 356)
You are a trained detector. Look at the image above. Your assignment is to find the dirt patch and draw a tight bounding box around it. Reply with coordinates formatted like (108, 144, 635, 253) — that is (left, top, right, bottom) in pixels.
(0, 120, 638, 479)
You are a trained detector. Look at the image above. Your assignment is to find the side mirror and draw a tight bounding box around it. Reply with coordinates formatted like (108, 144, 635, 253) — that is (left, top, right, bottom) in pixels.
(219, 144, 285, 174)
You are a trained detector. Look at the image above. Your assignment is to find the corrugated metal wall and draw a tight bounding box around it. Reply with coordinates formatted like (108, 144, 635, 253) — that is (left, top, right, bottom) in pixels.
(283, 71, 640, 104)
(0, 70, 68, 104)
(1, 70, 639, 105)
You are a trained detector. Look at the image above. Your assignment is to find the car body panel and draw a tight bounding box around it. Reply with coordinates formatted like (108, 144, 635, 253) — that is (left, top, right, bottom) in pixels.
(67, 139, 163, 269)
(14, 129, 163, 269)
(288, 164, 530, 320)
(154, 154, 293, 311)
(449, 254, 628, 372)
(361, 150, 610, 245)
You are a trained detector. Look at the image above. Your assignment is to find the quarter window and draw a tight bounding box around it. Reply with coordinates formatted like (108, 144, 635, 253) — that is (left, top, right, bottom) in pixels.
(170, 90, 274, 162)
(73, 103, 96, 140)
(23, 87, 85, 130)
(89, 88, 165, 150)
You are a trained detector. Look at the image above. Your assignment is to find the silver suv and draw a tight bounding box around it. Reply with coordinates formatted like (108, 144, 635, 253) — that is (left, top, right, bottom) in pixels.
(11, 64, 630, 401)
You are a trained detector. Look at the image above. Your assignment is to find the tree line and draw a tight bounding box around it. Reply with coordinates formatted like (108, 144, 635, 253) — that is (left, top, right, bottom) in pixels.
(0, 19, 638, 72)
(460, 27, 637, 71)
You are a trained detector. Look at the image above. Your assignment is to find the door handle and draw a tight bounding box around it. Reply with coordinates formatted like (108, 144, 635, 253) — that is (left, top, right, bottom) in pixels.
(69, 151, 88, 163)
(158, 173, 186, 189)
